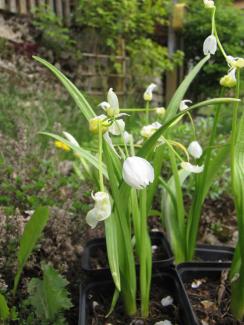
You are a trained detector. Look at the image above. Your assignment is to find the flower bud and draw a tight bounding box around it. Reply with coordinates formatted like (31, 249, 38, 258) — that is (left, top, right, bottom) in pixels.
(227, 56, 244, 69)
(188, 141, 203, 159)
(122, 156, 154, 190)
(179, 100, 192, 112)
(203, 35, 217, 56)
(203, 0, 215, 8)
(86, 192, 111, 229)
(89, 115, 109, 134)
(140, 122, 162, 138)
(220, 69, 237, 88)
(181, 162, 204, 174)
(155, 107, 166, 116)
(143, 83, 157, 101)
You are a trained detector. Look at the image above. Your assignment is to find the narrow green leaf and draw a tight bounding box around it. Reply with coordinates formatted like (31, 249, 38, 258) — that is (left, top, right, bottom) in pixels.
(0, 293, 9, 321)
(13, 207, 49, 295)
(33, 56, 95, 121)
(164, 55, 210, 123)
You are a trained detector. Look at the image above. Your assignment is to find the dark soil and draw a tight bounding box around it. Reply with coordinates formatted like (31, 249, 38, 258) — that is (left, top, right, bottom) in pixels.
(184, 272, 244, 325)
(85, 276, 183, 325)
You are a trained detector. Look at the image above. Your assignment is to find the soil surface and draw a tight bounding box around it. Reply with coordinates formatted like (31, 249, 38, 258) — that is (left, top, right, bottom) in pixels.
(184, 272, 244, 325)
(85, 276, 183, 325)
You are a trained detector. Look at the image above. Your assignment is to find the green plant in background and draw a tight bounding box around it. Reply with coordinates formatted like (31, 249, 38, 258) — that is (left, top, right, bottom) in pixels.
(26, 263, 72, 325)
(183, 0, 244, 99)
(0, 207, 49, 322)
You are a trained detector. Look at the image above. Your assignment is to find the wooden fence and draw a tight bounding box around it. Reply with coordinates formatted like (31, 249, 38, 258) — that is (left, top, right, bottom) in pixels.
(0, 0, 71, 25)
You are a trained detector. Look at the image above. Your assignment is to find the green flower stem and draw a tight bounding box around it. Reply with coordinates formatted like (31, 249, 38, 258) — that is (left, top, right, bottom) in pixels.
(146, 101, 150, 124)
(212, 8, 228, 60)
(161, 136, 184, 162)
(98, 123, 104, 191)
(120, 108, 156, 113)
(186, 111, 197, 140)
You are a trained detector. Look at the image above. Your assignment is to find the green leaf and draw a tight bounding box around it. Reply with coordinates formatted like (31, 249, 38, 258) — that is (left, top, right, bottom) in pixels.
(33, 56, 95, 121)
(27, 263, 72, 322)
(13, 207, 49, 295)
(0, 293, 9, 321)
(164, 55, 210, 123)
(40, 132, 108, 179)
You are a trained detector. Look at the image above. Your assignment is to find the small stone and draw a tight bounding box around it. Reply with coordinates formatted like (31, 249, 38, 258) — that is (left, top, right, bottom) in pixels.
(160, 295, 173, 307)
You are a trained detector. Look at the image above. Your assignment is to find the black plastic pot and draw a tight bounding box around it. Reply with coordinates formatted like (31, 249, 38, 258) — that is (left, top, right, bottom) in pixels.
(176, 263, 231, 325)
(81, 231, 173, 278)
(195, 244, 234, 263)
(79, 270, 196, 325)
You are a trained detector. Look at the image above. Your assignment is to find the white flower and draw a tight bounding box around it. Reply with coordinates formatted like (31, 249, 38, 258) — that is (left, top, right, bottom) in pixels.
(108, 119, 125, 135)
(154, 321, 172, 325)
(63, 131, 80, 147)
(227, 55, 244, 69)
(122, 156, 154, 190)
(203, 0, 215, 8)
(179, 100, 192, 112)
(107, 88, 120, 117)
(188, 141, 203, 159)
(123, 131, 133, 144)
(181, 162, 204, 174)
(155, 107, 166, 116)
(203, 35, 217, 56)
(143, 83, 157, 101)
(161, 296, 173, 307)
(86, 192, 111, 229)
(140, 122, 162, 138)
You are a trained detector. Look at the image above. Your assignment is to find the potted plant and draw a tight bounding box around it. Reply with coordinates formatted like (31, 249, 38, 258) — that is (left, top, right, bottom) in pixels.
(33, 0, 243, 322)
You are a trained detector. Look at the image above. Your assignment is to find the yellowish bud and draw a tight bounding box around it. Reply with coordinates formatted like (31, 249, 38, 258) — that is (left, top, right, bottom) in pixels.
(220, 69, 237, 88)
(155, 107, 166, 116)
(54, 140, 71, 152)
(89, 115, 110, 134)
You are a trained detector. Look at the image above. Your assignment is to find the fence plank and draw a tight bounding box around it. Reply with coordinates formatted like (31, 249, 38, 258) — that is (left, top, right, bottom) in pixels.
(0, 0, 6, 9)
(63, 0, 70, 26)
(19, 0, 28, 14)
(29, 0, 37, 12)
(55, 0, 63, 19)
(9, 0, 17, 12)
(47, 0, 54, 10)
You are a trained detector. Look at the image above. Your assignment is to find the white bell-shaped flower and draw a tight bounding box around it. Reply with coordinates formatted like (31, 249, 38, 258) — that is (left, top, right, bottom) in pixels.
(122, 156, 154, 190)
(188, 141, 203, 159)
(108, 119, 125, 135)
(143, 83, 157, 101)
(203, 35, 217, 56)
(86, 192, 111, 229)
(181, 162, 204, 174)
(179, 100, 192, 112)
(141, 122, 162, 138)
(227, 55, 244, 69)
(203, 0, 215, 8)
(106, 88, 120, 117)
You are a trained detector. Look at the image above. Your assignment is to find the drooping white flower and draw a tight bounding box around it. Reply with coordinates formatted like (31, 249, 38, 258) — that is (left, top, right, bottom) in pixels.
(63, 131, 80, 147)
(106, 88, 120, 117)
(179, 100, 192, 112)
(188, 141, 203, 159)
(123, 131, 133, 144)
(203, 0, 215, 8)
(86, 192, 111, 229)
(161, 296, 174, 307)
(227, 56, 244, 69)
(143, 83, 157, 101)
(140, 122, 162, 138)
(181, 162, 204, 174)
(220, 68, 237, 88)
(155, 107, 166, 116)
(203, 35, 217, 56)
(122, 156, 154, 190)
(154, 321, 172, 325)
(108, 119, 125, 136)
